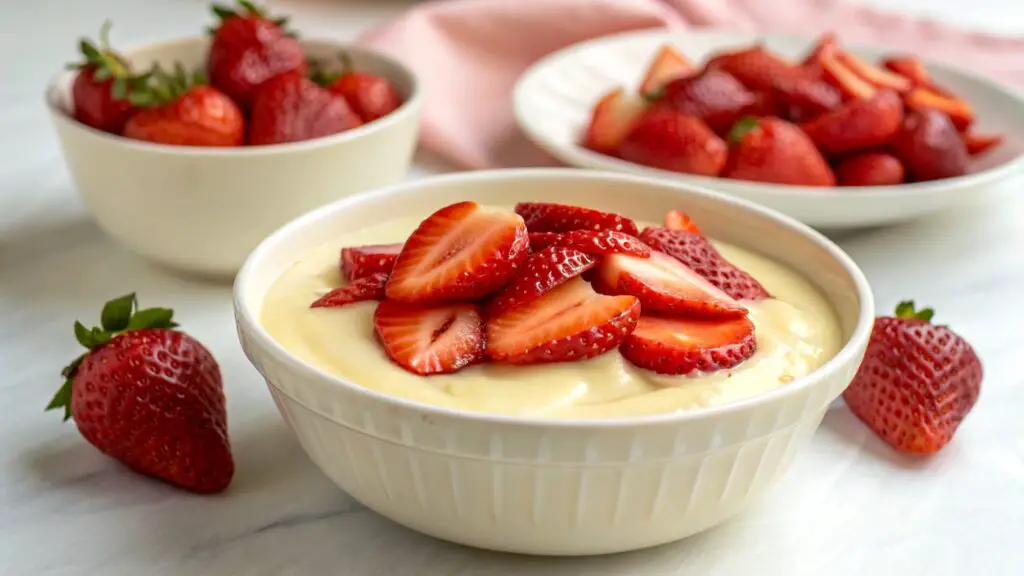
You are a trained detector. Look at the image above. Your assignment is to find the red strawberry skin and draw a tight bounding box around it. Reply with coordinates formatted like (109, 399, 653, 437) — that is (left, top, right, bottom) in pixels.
(800, 90, 904, 156)
(657, 69, 758, 134)
(207, 14, 307, 110)
(515, 202, 639, 236)
(329, 72, 402, 122)
(618, 108, 728, 176)
(374, 300, 485, 375)
(69, 329, 232, 493)
(311, 273, 388, 308)
(774, 77, 841, 123)
(639, 227, 771, 301)
(340, 244, 402, 282)
(486, 246, 596, 317)
(528, 232, 562, 252)
(73, 66, 136, 134)
(835, 152, 905, 186)
(552, 230, 651, 258)
(248, 73, 363, 146)
(707, 46, 804, 92)
(123, 86, 245, 147)
(890, 109, 969, 182)
(843, 303, 982, 454)
(620, 315, 757, 376)
(723, 117, 836, 186)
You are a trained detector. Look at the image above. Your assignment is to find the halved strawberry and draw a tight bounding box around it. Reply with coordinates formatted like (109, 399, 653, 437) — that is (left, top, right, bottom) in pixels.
(311, 273, 389, 309)
(581, 88, 647, 155)
(619, 315, 757, 376)
(820, 50, 876, 100)
(528, 232, 562, 252)
(663, 210, 702, 235)
(836, 51, 912, 92)
(486, 246, 596, 317)
(882, 55, 931, 86)
(374, 300, 485, 375)
(386, 202, 529, 303)
(904, 87, 975, 131)
(639, 44, 693, 96)
(595, 251, 747, 318)
(515, 202, 639, 235)
(486, 277, 639, 364)
(639, 227, 771, 301)
(340, 243, 402, 281)
(553, 229, 651, 258)
(963, 132, 1004, 156)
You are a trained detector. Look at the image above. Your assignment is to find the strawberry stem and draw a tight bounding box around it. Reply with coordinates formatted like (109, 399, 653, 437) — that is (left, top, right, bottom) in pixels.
(728, 116, 760, 144)
(894, 300, 934, 322)
(46, 294, 178, 422)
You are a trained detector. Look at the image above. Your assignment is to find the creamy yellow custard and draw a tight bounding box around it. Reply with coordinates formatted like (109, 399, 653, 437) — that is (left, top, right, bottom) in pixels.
(260, 215, 843, 419)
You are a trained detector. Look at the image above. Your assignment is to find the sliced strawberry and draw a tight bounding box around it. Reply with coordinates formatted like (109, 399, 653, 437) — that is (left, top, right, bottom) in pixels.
(595, 251, 747, 318)
(515, 202, 639, 236)
(581, 88, 647, 155)
(639, 227, 771, 301)
(639, 44, 693, 96)
(620, 315, 757, 376)
(963, 132, 1004, 156)
(904, 87, 975, 131)
(801, 33, 839, 78)
(820, 50, 876, 100)
(553, 230, 651, 258)
(386, 202, 529, 303)
(528, 232, 562, 252)
(486, 277, 639, 365)
(340, 243, 402, 281)
(882, 55, 932, 86)
(311, 273, 388, 309)
(486, 246, 596, 317)
(374, 300, 485, 375)
(836, 51, 912, 92)
(663, 210, 702, 235)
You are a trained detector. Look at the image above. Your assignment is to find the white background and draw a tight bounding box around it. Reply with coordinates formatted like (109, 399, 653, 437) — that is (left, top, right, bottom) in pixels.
(1, 0, 1022, 574)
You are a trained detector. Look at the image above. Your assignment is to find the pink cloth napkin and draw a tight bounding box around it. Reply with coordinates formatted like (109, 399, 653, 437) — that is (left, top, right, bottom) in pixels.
(359, 0, 1024, 170)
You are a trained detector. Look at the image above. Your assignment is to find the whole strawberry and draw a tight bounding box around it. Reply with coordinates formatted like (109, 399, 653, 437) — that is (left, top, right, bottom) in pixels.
(207, 0, 307, 110)
(618, 108, 727, 176)
(68, 22, 145, 134)
(723, 116, 836, 186)
(248, 72, 362, 145)
(843, 301, 982, 455)
(312, 54, 403, 123)
(46, 294, 233, 493)
(123, 64, 244, 147)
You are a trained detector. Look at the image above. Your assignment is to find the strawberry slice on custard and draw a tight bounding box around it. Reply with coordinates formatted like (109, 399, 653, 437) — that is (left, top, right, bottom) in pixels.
(663, 210, 702, 235)
(486, 246, 596, 317)
(385, 202, 529, 303)
(486, 277, 639, 365)
(552, 230, 651, 258)
(515, 202, 640, 236)
(374, 300, 485, 375)
(620, 315, 757, 376)
(340, 243, 402, 281)
(595, 251, 747, 318)
(311, 273, 388, 309)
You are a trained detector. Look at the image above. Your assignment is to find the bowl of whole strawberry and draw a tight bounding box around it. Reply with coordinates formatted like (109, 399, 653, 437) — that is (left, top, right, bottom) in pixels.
(46, 2, 421, 277)
(234, 168, 882, 554)
(514, 30, 1024, 228)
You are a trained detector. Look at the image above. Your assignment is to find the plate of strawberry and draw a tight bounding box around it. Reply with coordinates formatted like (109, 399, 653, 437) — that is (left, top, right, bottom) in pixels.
(513, 30, 1024, 228)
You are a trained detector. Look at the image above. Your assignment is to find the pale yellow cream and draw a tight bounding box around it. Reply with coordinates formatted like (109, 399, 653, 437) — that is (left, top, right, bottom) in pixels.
(260, 215, 843, 419)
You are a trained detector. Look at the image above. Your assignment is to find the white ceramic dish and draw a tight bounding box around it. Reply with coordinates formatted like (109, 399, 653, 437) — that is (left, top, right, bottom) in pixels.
(233, 168, 874, 556)
(47, 37, 421, 278)
(513, 30, 1024, 229)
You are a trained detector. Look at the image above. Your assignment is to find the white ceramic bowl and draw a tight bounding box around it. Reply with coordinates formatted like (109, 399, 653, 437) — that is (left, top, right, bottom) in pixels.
(47, 37, 422, 278)
(513, 30, 1024, 229)
(233, 168, 874, 555)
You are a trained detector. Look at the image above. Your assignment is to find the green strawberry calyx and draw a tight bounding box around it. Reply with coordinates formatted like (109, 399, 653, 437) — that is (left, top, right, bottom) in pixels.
(308, 52, 355, 88)
(125, 63, 207, 108)
(208, 1, 291, 34)
(46, 294, 178, 422)
(894, 300, 935, 323)
(67, 21, 150, 102)
(727, 116, 760, 144)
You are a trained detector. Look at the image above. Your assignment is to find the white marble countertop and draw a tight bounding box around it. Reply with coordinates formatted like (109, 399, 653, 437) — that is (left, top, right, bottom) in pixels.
(2, 0, 1023, 574)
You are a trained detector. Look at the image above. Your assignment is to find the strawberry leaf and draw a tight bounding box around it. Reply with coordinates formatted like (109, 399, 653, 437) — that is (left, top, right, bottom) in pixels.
(45, 374, 77, 422)
(127, 307, 177, 330)
(728, 117, 760, 144)
(894, 300, 934, 322)
(101, 293, 136, 331)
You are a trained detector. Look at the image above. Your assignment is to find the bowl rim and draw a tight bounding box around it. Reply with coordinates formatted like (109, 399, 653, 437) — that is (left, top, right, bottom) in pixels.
(45, 35, 422, 156)
(512, 28, 1024, 198)
(233, 168, 876, 429)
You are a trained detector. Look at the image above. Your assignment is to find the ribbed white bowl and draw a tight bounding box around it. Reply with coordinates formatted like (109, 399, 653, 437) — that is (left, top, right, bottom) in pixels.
(233, 169, 874, 555)
(513, 30, 1024, 229)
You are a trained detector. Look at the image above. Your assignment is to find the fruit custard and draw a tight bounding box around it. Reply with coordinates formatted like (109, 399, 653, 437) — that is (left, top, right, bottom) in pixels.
(261, 202, 842, 419)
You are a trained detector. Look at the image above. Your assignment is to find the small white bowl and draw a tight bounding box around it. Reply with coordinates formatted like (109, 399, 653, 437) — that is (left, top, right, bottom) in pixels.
(47, 36, 422, 278)
(513, 30, 1024, 229)
(233, 168, 874, 556)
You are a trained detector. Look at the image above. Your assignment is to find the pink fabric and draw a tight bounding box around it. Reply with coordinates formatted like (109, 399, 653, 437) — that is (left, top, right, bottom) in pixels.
(359, 0, 1024, 170)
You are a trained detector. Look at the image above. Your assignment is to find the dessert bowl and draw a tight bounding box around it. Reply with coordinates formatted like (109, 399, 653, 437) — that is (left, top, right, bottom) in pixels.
(513, 30, 1024, 229)
(46, 36, 422, 278)
(233, 168, 874, 555)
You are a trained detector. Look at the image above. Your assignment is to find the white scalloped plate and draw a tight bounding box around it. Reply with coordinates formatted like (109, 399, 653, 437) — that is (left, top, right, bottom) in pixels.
(513, 29, 1024, 229)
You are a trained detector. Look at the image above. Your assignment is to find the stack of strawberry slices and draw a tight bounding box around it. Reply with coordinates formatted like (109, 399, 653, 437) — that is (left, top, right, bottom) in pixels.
(312, 202, 773, 378)
(68, 2, 403, 147)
